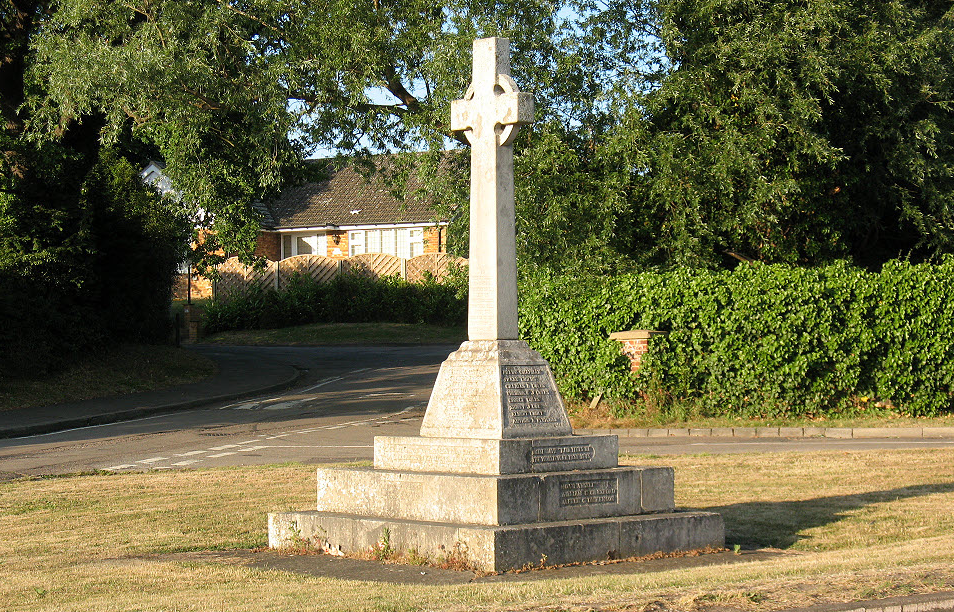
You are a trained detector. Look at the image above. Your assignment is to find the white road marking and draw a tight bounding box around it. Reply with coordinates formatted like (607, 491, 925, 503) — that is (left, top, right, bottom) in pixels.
(298, 376, 347, 393)
(262, 400, 305, 411)
(94, 391, 423, 471)
(15, 413, 169, 439)
(266, 445, 371, 449)
(137, 457, 167, 464)
(216, 368, 370, 411)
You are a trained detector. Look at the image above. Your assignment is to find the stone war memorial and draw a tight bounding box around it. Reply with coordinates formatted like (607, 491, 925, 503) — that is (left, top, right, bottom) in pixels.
(268, 37, 724, 571)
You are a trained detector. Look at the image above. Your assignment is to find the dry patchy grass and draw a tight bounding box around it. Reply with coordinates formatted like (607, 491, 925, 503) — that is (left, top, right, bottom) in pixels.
(0, 344, 216, 411)
(1, 450, 953, 611)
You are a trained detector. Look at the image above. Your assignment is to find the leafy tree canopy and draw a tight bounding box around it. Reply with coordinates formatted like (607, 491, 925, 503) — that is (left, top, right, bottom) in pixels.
(618, 0, 954, 268)
(4, 0, 953, 275)
(14, 0, 661, 269)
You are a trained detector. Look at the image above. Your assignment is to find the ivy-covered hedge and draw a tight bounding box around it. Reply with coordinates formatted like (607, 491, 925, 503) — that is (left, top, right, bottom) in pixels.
(204, 271, 467, 333)
(519, 259, 954, 417)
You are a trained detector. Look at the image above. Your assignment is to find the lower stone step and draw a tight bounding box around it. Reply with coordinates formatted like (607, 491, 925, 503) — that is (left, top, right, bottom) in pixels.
(268, 510, 725, 572)
(316, 465, 675, 525)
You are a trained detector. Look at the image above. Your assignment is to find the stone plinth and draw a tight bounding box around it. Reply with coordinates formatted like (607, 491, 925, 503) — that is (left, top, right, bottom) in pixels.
(313, 465, 673, 525)
(420, 340, 571, 439)
(373, 434, 619, 474)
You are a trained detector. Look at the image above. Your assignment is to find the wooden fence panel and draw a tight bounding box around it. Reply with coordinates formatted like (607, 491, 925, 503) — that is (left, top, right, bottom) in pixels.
(279, 255, 339, 286)
(345, 253, 403, 279)
(246, 261, 278, 292)
(406, 253, 466, 282)
(213, 257, 249, 300)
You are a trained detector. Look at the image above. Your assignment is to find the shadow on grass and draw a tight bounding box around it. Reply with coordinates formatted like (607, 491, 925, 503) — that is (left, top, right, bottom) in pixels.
(706, 482, 954, 549)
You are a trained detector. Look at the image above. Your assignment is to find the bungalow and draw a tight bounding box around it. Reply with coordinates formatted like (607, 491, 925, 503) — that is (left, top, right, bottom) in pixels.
(254, 161, 450, 262)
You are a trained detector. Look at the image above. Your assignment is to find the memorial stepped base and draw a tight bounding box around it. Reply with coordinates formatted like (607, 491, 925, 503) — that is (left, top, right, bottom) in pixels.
(267, 433, 725, 571)
(268, 509, 724, 572)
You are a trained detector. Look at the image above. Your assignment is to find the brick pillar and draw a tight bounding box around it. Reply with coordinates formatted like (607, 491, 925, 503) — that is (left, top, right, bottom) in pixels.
(609, 330, 667, 372)
(182, 304, 205, 343)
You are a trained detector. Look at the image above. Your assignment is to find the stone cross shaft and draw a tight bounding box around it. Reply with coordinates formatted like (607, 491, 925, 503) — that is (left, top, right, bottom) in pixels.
(451, 37, 534, 340)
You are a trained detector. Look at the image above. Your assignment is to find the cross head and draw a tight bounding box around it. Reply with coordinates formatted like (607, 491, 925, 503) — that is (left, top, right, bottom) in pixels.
(451, 38, 534, 147)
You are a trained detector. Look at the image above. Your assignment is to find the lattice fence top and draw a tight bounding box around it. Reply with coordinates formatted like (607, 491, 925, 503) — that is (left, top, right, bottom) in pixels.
(212, 254, 467, 299)
(213, 257, 255, 300)
(344, 253, 403, 279)
(406, 253, 467, 282)
(279, 255, 339, 284)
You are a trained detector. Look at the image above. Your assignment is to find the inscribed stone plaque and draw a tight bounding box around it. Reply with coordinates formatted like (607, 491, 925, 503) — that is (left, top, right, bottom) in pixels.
(502, 364, 564, 429)
(530, 443, 595, 466)
(421, 340, 572, 439)
(559, 477, 619, 507)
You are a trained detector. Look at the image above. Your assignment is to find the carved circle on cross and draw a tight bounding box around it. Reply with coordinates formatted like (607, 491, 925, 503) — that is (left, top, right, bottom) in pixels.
(458, 73, 523, 147)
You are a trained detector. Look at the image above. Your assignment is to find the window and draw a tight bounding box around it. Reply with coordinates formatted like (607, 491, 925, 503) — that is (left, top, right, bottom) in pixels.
(381, 229, 395, 255)
(281, 233, 326, 259)
(409, 228, 424, 257)
(296, 235, 315, 255)
(348, 227, 426, 258)
(367, 229, 382, 254)
(349, 231, 365, 256)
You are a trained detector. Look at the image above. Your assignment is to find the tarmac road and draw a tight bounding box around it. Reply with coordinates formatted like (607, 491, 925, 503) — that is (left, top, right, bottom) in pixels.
(2, 344, 953, 479)
(0, 345, 450, 477)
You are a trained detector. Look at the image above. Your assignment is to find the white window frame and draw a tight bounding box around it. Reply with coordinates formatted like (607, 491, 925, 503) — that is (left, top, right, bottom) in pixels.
(349, 230, 365, 256)
(345, 225, 428, 258)
(281, 232, 327, 259)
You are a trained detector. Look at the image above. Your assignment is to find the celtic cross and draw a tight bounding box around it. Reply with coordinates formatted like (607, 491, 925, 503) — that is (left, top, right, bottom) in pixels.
(450, 37, 535, 340)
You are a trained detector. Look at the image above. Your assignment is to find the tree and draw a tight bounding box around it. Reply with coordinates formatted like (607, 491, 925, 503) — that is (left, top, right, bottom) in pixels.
(615, 0, 954, 268)
(19, 0, 663, 268)
(2, 1, 190, 375)
(15, 0, 949, 281)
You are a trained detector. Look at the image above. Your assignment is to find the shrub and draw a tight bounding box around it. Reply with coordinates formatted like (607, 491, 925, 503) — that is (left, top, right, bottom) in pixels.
(519, 259, 954, 418)
(204, 270, 466, 333)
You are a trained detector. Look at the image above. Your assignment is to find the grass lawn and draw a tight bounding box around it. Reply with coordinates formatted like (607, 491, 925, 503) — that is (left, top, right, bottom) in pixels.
(2, 449, 953, 611)
(202, 321, 467, 346)
(0, 344, 216, 412)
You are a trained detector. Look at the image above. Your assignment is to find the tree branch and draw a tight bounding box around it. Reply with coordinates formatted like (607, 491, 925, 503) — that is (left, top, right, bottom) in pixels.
(382, 65, 420, 112)
(219, 1, 281, 35)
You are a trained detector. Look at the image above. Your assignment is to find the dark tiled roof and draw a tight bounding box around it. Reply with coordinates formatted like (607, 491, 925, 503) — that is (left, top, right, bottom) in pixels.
(252, 200, 276, 227)
(265, 160, 444, 229)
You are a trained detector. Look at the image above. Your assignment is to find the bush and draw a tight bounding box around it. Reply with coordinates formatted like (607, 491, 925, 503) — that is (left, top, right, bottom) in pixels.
(0, 150, 187, 379)
(203, 270, 467, 333)
(519, 259, 954, 418)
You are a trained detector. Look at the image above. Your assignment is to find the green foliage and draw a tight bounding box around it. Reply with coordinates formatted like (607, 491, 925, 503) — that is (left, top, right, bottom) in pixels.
(0, 149, 188, 378)
(204, 272, 467, 334)
(621, 0, 954, 268)
(23, 0, 649, 265)
(15, 0, 952, 272)
(519, 259, 954, 418)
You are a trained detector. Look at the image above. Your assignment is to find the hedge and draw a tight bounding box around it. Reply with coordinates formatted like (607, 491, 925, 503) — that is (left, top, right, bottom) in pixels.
(518, 258, 954, 418)
(204, 270, 467, 333)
